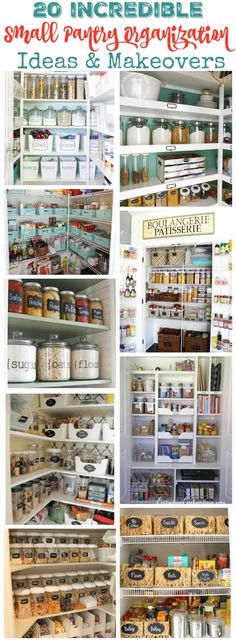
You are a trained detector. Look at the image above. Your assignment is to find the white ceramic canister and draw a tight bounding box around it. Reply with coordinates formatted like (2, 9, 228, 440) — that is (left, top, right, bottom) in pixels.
(8, 332, 36, 383)
(127, 117, 150, 145)
(71, 341, 99, 380)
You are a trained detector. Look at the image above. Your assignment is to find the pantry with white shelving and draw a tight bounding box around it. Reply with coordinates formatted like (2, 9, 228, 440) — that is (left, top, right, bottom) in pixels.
(4, 526, 116, 638)
(5, 71, 115, 185)
(7, 188, 115, 275)
(6, 392, 115, 526)
(120, 71, 232, 207)
(120, 355, 232, 504)
(120, 212, 232, 353)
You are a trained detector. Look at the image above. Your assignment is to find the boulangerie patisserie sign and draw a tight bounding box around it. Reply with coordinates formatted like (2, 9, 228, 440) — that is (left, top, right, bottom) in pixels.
(0, 1, 234, 70)
(143, 213, 214, 239)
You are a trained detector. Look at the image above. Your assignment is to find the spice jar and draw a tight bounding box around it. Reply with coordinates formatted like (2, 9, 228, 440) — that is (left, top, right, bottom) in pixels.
(201, 183, 211, 199)
(68, 75, 76, 99)
(132, 154, 141, 183)
(152, 118, 171, 144)
(30, 587, 48, 616)
(190, 121, 205, 143)
(191, 185, 201, 201)
(14, 589, 32, 619)
(127, 117, 150, 145)
(120, 155, 129, 186)
(172, 120, 190, 144)
(45, 586, 61, 614)
(179, 187, 191, 205)
(8, 332, 36, 383)
(23, 282, 42, 316)
(37, 334, 71, 382)
(12, 487, 23, 522)
(141, 154, 149, 182)
(60, 584, 73, 611)
(89, 298, 103, 325)
(205, 121, 218, 143)
(42, 286, 60, 319)
(8, 280, 23, 313)
(75, 294, 89, 323)
(60, 290, 76, 321)
(71, 339, 99, 380)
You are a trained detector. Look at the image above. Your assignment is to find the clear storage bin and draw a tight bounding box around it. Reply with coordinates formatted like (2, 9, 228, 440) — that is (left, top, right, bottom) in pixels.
(14, 589, 32, 619)
(59, 584, 73, 611)
(30, 587, 48, 616)
(45, 586, 61, 614)
(12, 574, 27, 590)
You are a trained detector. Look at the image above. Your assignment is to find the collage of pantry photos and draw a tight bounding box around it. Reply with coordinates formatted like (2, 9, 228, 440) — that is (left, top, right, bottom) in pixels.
(4, 69, 232, 639)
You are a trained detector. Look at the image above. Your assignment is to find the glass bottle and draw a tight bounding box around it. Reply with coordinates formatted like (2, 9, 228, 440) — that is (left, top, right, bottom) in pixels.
(141, 154, 149, 183)
(120, 155, 129, 186)
(205, 122, 218, 143)
(132, 155, 140, 184)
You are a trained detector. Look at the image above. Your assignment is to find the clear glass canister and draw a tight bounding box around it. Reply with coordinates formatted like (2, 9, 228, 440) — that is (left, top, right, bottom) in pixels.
(46, 75, 53, 99)
(60, 76, 67, 99)
(63, 474, 77, 496)
(42, 286, 60, 318)
(69, 544, 80, 563)
(47, 545, 61, 564)
(38, 75, 45, 99)
(71, 339, 99, 380)
(127, 117, 150, 145)
(152, 118, 171, 144)
(23, 282, 42, 316)
(172, 120, 190, 144)
(37, 334, 71, 382)
(28, 107, 43, 126)
(120, 155, 130, 186)
(29, 74, 37, 99)
(10, 545, 22, 565)
(14, 589, 32, 619)
(45, 586, 61, 614)
(30, 587, 48, 616)
(60, 290, 76, 321)
(141, 154, 149, 183)
(34, 545, 48, 565)
(132, 154, 141, 183)
(22, 544, 34, 565)
(43, 108, 57, 127)
(41, 574, 54, 587)
(57, 108, 71, 126)
(68, 75, 76, 99)
(205, 122, 218, 143)
(54, 75, 60, 99)
(59, 584, 73, 611)
(23, 74, 29, 99)
(72, 108, 86, 127)
(12, 574, 27, 591)
(12, 487, 23, 521)
(88, 298, 103, 325)
(190, 121, 205, 143)
(47, 446, 61, 468)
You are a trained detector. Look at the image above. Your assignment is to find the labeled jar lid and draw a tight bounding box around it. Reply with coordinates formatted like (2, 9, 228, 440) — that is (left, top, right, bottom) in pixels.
(45, 586, 59, 593)
(59, 583, 72, 590)
(27, 574, 40, 579)
(38, 333, 69, 349)
(8, 331, 35, 346)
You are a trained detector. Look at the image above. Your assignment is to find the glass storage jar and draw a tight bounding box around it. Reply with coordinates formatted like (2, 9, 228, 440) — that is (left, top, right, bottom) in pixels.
(60, 290, 76, 321)
(12, 574, 28, 591)
(88, 298, 103, 325)
(141, 154, 149, 182)
(22, 481, 33, 515)
(57, 108, 71, 126)
(179, 187, 191, 205)
(120, 155, 129, 186)
(191, 185, 201, 201)
(201, 183, 211, 199)
(68, 75, 76, 99)
(47, 446, 61, 468)
(14, 589, 32, 619)
(38, 75, 45, 99)
(172, 120, 190, 144)
(37, 334, 71, 382)
(42, 286, 60, 318)
(12, 487, 23, 522)
(30, 587, 48, 616)
(46, 75, 53, 99)
(77, 477, 88, 499)
(53, 573, 67, 586)
(71, 339, 99, 380)
(23, 74, 29, 99)
(22, 544, 34, 565)
(43, 107, 57, 127)
(28, 107, 43, 126)
(32, 480, 41, 509)
(72, 107, 86, 127)
(53, 75, 60, 99)
(96, 581, 111, 606)
(60, 544, 70, 564)
(47, 545, 61, 564)
(23, 282, 42, 316)
(223, 122, 232, 143)
(41, 574, 54, 587)
(132, 154, 141, 183)
(69, 545, 80, 563)
(127, 117, 150, 145)
(45, 586, 61, 614)
(8, 280, 24, 314)
(10, 545, 22, 565)
(29, 74, 37, 99)
(75, 294, 89, 323)
(205, 122, 218, 143)
(190, 121, 205, 143)
(27, 575, 43, 589)
(152, 118, 171, 144)
(60, 584, 73, 611)
(34, 545, 49, 565)
(60, 76, 67, 99)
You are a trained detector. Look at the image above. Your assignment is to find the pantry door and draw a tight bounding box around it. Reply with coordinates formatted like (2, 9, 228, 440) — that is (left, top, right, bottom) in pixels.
(220, 359, 232, 502)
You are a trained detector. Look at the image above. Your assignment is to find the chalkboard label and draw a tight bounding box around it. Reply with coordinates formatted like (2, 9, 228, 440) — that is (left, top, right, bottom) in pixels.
(126, 517, 142, 529)
(148, 623, 165, 635)
(191, 517, 208, 529)
(197, 570, 215, 583)
(121, 624, 138, 635)
(163, 569, 181, 581)
(47, 299, 60, 313)
(225, 518, 229, 527)
(84, 464, 96, 472)
(77, 430, 88, 439)
(46, 398, 56, 406)
(161, 517, 178, 529)
(128, 569, 145, 581)
(27, 295, 42, 309)
(44, 429, 55, 438)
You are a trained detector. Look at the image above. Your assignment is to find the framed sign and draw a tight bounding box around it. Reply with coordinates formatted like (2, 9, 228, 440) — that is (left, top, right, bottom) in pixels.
(143, 213, 215, 239)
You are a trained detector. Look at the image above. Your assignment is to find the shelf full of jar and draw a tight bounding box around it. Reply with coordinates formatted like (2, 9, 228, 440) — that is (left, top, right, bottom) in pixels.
(11, 469, 114, 489)
(120, 143, 221, 154)
(120, 170, 220, 199)
(11, 493, 115, 526)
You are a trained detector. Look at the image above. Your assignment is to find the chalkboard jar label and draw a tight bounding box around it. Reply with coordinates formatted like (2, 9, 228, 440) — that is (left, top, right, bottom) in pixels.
(163, 569, 181, 581)
(128, 569, 145, 581)
(84, 464, 96, 472)
(191, 517, 208, 529)
(121, 624, 138, 635)
(148, 623, 165, 635)
(225, 518, 229, 527)
(77, 430, 88, 439)
(126, 517, 142, 529)
(161, 517, 178, 529)
(197, 570, 215, 583)
(44, 429, 55, 438)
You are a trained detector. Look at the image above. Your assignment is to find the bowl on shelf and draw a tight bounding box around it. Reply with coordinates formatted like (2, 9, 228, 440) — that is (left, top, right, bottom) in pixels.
(120, 72, 161, 100)
(34, 239, 49, 256)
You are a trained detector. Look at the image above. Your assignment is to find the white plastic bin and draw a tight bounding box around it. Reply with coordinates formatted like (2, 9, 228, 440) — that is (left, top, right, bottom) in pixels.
(89, 161, 96, 180)
(78, 159, 87, 181)
(40, 394, 69, 409)
(55, 135, 80, 153)
(41, 157, 58, 181)
(68, 422, 101, 442)
(75, 456, 108, 476)
(60, 156, 77, 180)
(44, 422, 68, 440)
(29, 134, 53, 153)
(23, 157, 40, 181)
(102, 423, 114, 443)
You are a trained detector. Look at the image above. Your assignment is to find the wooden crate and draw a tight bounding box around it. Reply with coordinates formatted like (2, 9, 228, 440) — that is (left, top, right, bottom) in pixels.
(158, 328, 181, 352)
(184, 332, 209, 353)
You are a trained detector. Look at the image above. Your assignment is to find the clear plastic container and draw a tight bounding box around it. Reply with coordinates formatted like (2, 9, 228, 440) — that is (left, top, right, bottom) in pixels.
(14, 589, 32, 619)
(12, 574, 28, 591)
(55, 533, 68, 545)
(28, 107, 43, 126)
(63, 474, 77, 496)
(141, 154, 149, 183)
(59, 584, 73, 611)
(132, 154, 141, 184)
(34, 545, 48, 565)
(72, 107, 86, 127)
(47, 446, 61, 468)
(45, 586, 61, 614)
(60, 76, 67, 99)
(120, 155, 130, 186)
(47, 545, 61, 564)
(46, 75, 53, 99)
(79, 544, 97, 562)
(69, 545, 80, 563)
(53, 573, 67, 586)
(30, 587, 48, 616)
(21, 544, 34, 565)
(41, 573, 54, 587)
(10, 545, 22, 565)
(27, 574, 43, 589)
(60, 544, 70, 564)
(68, 75, 76, 99)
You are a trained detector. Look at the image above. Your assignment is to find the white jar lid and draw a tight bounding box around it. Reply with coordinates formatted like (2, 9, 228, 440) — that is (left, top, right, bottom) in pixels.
(14, 589, 30, 596)
(59, 584, 72, 590)
(10, 544, 22, 549)
(45, 586, 59, 593)
(14, 574, 26, 579)
(27, 574, 40, 579)
(30, 587, 45, 595)
(40, 573, 54, 578)
(83, 582, 95, 588)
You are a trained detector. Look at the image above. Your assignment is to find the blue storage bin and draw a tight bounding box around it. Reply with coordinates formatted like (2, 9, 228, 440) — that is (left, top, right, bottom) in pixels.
(20, 227, 36, 238)
(94, 233, 110, 249)
(70, 225, 81, 237)
(8, 231, 18, 240)
(83, 209, 96, 218)
(8, 207, 18, 217)
(96, 209, 112, 221)
(37, 206, 44, 216)
(20, 207, 36, 217)
(81, 230, 96, 242)
(70, 208, 82, 216)
(43, 207, 52, 216)
(79, 245, 97, 259)
(55, 207, 67, 216)
(37, 228, 51, 237)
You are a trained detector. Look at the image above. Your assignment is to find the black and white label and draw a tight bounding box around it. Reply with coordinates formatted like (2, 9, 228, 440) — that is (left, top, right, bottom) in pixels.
(27, 295, 42, 309)
(121, 624, 138, 635)
(47, 299, 60, 313)
(191, 517, 209, 529)
(63, 302, 76, 315)
(46, 398, 56, 407)
(225, 518, 229, 527)
(127, 569, 145, 581)
(126, 517, 142, 529)
(147, 623, 165, 635)
(161, 517, 178, 529)
(163, 569, 181, 581)
(76, 430, 88, 439)
(197, 570, 215, 583)
(50, 455, 60, 464)
(9, 290, 23, 306)
(84, 464, 96, 472)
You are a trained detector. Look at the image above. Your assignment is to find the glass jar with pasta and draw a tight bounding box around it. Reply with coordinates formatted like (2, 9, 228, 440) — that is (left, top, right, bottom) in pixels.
(42, 287, 60, 319)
